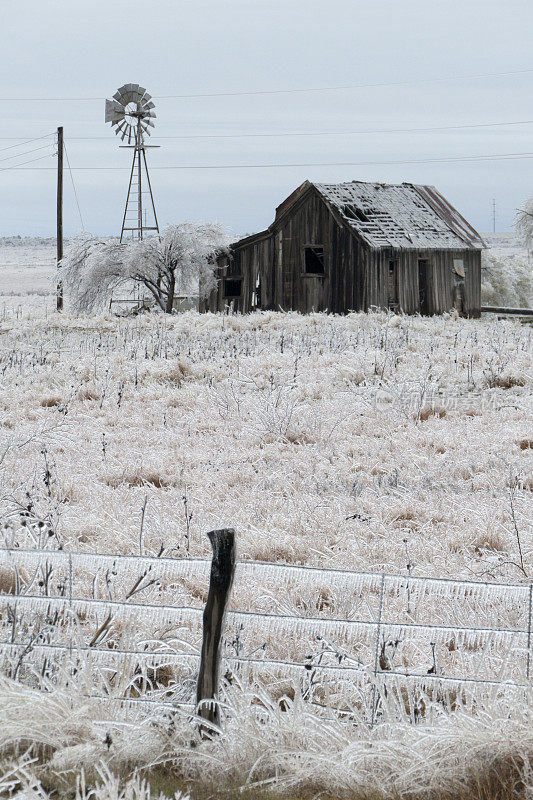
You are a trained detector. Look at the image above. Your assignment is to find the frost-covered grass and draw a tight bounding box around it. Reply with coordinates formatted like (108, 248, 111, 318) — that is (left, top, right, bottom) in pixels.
(1, 309, 530, 578)
(1, 676, 532, 800)
(0, 305, 531, 797)
(0, 234, 532, 798)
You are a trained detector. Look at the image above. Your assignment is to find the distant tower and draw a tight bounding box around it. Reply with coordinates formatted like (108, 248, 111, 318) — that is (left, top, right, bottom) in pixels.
(492, 198, 496, 233)
(105, 83, 160, 241)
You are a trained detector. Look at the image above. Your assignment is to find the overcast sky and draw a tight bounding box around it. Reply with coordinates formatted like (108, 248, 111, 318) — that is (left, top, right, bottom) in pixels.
(0, 0, 532, 237)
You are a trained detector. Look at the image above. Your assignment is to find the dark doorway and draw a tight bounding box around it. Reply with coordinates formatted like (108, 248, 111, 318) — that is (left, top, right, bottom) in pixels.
(388, 260, 398, 309)
(418, 260, 429, 314)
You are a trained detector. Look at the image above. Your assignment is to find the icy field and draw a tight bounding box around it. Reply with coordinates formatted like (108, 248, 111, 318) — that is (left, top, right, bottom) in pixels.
(0, 241, 532, 798)
(0, 308, 532, 797)
(0, 237, 56, 316)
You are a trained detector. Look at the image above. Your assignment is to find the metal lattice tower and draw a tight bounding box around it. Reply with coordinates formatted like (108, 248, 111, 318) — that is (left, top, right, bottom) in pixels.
(105, 83, 160, 241)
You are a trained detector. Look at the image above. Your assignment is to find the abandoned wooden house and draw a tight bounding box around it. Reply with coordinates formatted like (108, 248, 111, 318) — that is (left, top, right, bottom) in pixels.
(202, 180, 484, 316)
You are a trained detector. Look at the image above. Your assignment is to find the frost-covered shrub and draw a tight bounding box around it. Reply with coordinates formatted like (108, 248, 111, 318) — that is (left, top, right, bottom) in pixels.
(481, 250, 533, 308)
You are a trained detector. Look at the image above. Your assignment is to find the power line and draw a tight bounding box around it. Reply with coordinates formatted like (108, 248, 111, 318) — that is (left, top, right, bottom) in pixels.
(0, 67, 531, 102)
(0, 132, 55, 151)
(0, 143, 54, 164)
(156, 67, 533, 99)
(2, 118, 533, 142)
(3, 150, 533, 171)
(57, 119, 533, 142)
(63, 141, 85, 231)
(0, 152, 55, 172)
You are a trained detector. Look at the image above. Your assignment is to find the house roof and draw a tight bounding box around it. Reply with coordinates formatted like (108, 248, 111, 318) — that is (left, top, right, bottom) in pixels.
(312, 181, 485, 250)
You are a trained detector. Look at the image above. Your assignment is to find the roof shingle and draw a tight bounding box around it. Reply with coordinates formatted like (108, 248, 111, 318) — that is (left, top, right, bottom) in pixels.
(313, 181, 484, 250)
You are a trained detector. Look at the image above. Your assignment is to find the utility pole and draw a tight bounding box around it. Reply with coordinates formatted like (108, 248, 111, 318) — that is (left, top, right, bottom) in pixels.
(56, 126, 64, 311)
(492, 198, 496, 234)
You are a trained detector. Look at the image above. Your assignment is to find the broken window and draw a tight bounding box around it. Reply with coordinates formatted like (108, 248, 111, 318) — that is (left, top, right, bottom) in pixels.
(304, 246, 325, 275)
(223, 278, 242, 298)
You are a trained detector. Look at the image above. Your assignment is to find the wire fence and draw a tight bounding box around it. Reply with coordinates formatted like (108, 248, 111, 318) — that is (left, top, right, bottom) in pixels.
(0, 545, 531, 719)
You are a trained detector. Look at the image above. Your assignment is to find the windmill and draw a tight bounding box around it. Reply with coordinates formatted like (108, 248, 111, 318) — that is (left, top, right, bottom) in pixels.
(105, 83, 160, 241)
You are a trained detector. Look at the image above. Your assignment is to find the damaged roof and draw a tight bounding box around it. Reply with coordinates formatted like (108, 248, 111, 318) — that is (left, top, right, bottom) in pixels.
(307, 181, 484, 250)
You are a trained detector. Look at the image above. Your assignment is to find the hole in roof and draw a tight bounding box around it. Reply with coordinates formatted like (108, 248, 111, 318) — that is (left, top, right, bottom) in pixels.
(343, 205, 370, 223)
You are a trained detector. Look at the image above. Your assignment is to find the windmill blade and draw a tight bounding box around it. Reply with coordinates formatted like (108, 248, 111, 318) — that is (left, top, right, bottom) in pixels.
(119, 83, 146, 106)
(141, 100, 155, 111)
(115, 120, 127, 138)
(105, 98, 125, 123)
(115, 84, 133, 104)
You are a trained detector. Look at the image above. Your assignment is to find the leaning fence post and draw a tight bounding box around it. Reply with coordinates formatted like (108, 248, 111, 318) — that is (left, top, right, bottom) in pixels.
(370, 573, 386, 726)
(196, 528, 236, 730)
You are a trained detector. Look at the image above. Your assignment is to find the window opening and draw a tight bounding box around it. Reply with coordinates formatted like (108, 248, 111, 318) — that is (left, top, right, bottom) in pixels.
(223, 278, 242, 298)
(304, 246, 325, 275)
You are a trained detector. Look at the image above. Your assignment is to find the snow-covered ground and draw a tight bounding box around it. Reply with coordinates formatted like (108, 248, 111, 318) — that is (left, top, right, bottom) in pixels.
(482, 232, 530, 256)
(0, 239, 532, 798)
(0, 237, 55, 316)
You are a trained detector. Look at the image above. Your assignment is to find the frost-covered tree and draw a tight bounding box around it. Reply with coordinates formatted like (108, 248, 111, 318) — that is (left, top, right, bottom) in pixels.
(123, 222, 228, 313)
(481, 250, 533, 308)
(515, 197, 533, 253)
(59, 223, 228, 314)
(59, 234, 125, 314)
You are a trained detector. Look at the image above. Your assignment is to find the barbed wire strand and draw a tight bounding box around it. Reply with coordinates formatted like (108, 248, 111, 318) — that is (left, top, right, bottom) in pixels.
(0, 544, 527, 591)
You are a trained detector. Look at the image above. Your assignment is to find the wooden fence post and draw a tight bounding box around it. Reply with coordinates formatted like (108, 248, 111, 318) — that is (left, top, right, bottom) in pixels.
(196, 528, 236, 731)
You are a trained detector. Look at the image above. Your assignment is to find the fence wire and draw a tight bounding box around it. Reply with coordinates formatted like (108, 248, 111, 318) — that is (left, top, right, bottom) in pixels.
(0, 545, 531, 718)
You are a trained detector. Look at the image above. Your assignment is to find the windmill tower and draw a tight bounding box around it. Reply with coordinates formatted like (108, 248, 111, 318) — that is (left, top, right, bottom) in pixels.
(105, 83, 159, 241)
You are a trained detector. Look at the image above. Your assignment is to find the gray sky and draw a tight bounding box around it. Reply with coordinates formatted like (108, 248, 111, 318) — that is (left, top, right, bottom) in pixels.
(1, 0, 532, 237)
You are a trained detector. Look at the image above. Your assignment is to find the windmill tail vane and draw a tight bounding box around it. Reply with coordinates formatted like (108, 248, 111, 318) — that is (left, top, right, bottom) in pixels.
(105, 83, 159, 241)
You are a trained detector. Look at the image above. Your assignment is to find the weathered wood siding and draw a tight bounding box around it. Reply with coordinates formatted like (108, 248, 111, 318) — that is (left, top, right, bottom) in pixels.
(201, 234, 273, 313)
(273, 190, 331, 312)
(203, 188, 482, 317)
(271, 188, 369, 312)
(463, 250, 481, 317)
(365, 248, 481, 316)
